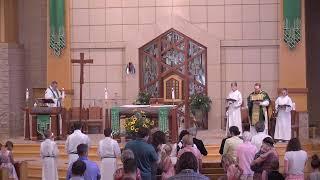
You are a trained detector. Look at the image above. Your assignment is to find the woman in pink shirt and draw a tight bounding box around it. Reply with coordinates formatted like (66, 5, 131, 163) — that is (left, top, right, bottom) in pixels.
(177, 134, 202, 172)
(236, 131, 258, 180)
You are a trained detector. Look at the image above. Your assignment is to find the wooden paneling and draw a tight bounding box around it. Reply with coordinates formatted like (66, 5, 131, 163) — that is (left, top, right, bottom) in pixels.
(4, 0, 18, 42)
(306, 0, 320, 127)
(0, 0, 5, 42)
(0, 0, 18, 43)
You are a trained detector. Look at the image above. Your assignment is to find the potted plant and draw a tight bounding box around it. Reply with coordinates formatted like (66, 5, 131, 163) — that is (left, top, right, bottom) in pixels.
(134, 91, 151, 105)
(189, 93, 212, 129)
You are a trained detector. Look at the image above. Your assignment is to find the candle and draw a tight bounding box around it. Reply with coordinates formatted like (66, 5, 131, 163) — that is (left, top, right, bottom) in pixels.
(62, 88, 65, 99)
(26, 88, 29, 100)
(104, 88, 108, 100)
(171, 88, 175, 100)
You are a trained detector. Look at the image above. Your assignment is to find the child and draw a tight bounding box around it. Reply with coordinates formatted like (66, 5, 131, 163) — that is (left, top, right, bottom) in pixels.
(262, 159, 284, 180)
(0, 141, 18, 180)
(309, 154, 320, 180)
(70, 160, 86, 180)
(220, 154, 243, 180)
(160, 144, 175, 180)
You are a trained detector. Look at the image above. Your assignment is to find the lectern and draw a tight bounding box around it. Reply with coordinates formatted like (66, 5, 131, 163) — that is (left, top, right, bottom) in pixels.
(25, 106, 67, 141)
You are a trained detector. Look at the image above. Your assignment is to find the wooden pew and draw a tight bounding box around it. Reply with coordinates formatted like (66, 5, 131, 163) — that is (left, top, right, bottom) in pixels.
(0, 169, 9, 180)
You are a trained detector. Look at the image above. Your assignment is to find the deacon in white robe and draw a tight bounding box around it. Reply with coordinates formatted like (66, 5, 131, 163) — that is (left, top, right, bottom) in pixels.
(226, 82, 243, 135)
(274, 88, 293, 141)
(65, 122, 90, 167)
(45, 81, 62, 107)
(98, 128, 121, 180)
(40, 130, 59, 180)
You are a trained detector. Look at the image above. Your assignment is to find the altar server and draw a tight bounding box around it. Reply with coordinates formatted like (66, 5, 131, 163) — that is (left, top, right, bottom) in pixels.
(274, 88, 293, 141)
(226, 82, 243, 135)
(40, 130, 59, 180)
(98, 128, 121, 180)
(65, 122, 90, 167)
(45, 81, 62, 107)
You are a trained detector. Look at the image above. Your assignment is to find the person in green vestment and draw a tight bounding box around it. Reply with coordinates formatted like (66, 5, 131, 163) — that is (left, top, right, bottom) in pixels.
(247, 83, 271, 135)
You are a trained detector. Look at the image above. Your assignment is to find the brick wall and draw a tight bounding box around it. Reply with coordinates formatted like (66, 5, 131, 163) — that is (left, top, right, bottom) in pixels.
(0, 43, 10, 138)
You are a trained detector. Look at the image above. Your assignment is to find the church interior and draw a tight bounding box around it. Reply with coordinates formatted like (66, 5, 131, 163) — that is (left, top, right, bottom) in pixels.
(1, 0, 320, 179)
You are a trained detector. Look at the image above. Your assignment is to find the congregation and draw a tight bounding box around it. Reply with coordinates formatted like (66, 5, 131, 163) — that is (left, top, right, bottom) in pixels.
(1, 122, 320, 180)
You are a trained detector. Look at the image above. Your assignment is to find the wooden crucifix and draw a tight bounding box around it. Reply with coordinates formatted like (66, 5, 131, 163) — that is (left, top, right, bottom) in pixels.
(71, 53, 93, 122)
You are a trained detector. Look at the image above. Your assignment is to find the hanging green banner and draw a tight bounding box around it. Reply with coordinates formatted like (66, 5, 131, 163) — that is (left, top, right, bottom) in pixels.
(283, 0, 301, 49)
(37, 115, 50, 137)
(111, 107, 120, 134)
(158, 107, 169, 133)
(49, 0, 66, 56)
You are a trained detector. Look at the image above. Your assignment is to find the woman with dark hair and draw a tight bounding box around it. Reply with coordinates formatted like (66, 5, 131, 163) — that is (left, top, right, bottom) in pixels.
(223, 126, 243, 160)
(169, 152, 208, 180)
(150, 130, 167, 179)
(284, 138, 307, 180)
(309, 154, 320, 180)
(176, 130, 190, 154)
(251, 137, 279, 180)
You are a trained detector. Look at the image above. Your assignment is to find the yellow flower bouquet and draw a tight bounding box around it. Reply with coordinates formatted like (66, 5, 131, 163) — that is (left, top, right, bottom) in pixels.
(124, 110, 155, 136)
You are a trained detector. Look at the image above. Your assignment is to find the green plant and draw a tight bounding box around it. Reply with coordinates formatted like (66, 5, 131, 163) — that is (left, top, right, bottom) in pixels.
(189, 93, 212, 113)
(134, 91, 151, 105)
(124, 110, 155, 136)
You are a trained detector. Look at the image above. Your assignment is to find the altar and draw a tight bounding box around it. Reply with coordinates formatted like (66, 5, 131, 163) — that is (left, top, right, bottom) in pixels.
(110, 105, 179, 142)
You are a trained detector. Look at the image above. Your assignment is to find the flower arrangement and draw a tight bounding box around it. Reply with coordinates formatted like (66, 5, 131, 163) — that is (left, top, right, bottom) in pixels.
(124, 110, 155, 136)
(134, 91, 151, 105)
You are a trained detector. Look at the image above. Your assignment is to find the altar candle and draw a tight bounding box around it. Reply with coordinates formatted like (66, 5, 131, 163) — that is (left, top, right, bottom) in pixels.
(62, 88, 65, 99)
(171, 88, 175, 100)
(104, 88, 108, 100)
(26, 88, 29, 100)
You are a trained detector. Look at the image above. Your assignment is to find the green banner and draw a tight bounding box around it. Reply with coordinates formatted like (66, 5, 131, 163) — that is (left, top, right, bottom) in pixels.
(37, 115, 50, 137)
(158, 107, 169, 133)
(49, 0, 66, 56)
(283, 0, 301, 49)
(111, 107, 120, 134)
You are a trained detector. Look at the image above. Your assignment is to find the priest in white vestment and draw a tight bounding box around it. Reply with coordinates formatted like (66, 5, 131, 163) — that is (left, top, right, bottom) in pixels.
(45, 81, 62, 107)
(274, 88, 293, 141)
(98, 128, 121, 180)
(40, 130, 59, 180)
(226, 82, 243, 135)
(65, 122, 90, 167)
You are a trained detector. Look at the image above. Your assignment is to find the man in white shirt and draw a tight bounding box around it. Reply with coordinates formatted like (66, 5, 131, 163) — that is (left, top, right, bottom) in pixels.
(251, 121, 271, 150)
(98, 128, 121, 180)
(40, 130, 59, 180)
(45, 81, 62, 107)
(65, 122, 90, 167)
(226, 82, 243, 135)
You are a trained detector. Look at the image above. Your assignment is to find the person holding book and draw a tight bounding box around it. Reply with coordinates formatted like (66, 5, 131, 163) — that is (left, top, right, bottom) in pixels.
(226, 82, 243, 135)
(274, 88, 293, 142)
(247, 83, 271, 135)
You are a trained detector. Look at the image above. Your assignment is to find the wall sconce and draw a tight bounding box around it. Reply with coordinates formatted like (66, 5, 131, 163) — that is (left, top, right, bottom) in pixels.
(126, 62, 136, 75)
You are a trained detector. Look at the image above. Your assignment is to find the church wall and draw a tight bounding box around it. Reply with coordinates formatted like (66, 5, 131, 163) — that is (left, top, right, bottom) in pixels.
(70, 0, 280, 130)
(18, 0, 47, 90)
(8, 44, 25, 137)
(0, 43, 10, 138)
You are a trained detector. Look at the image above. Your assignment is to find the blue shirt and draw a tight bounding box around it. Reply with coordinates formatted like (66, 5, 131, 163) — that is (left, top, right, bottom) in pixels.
(66, 157, 101, 180)
(125, 139, 158, 180)
(168, 169, 209, 180)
